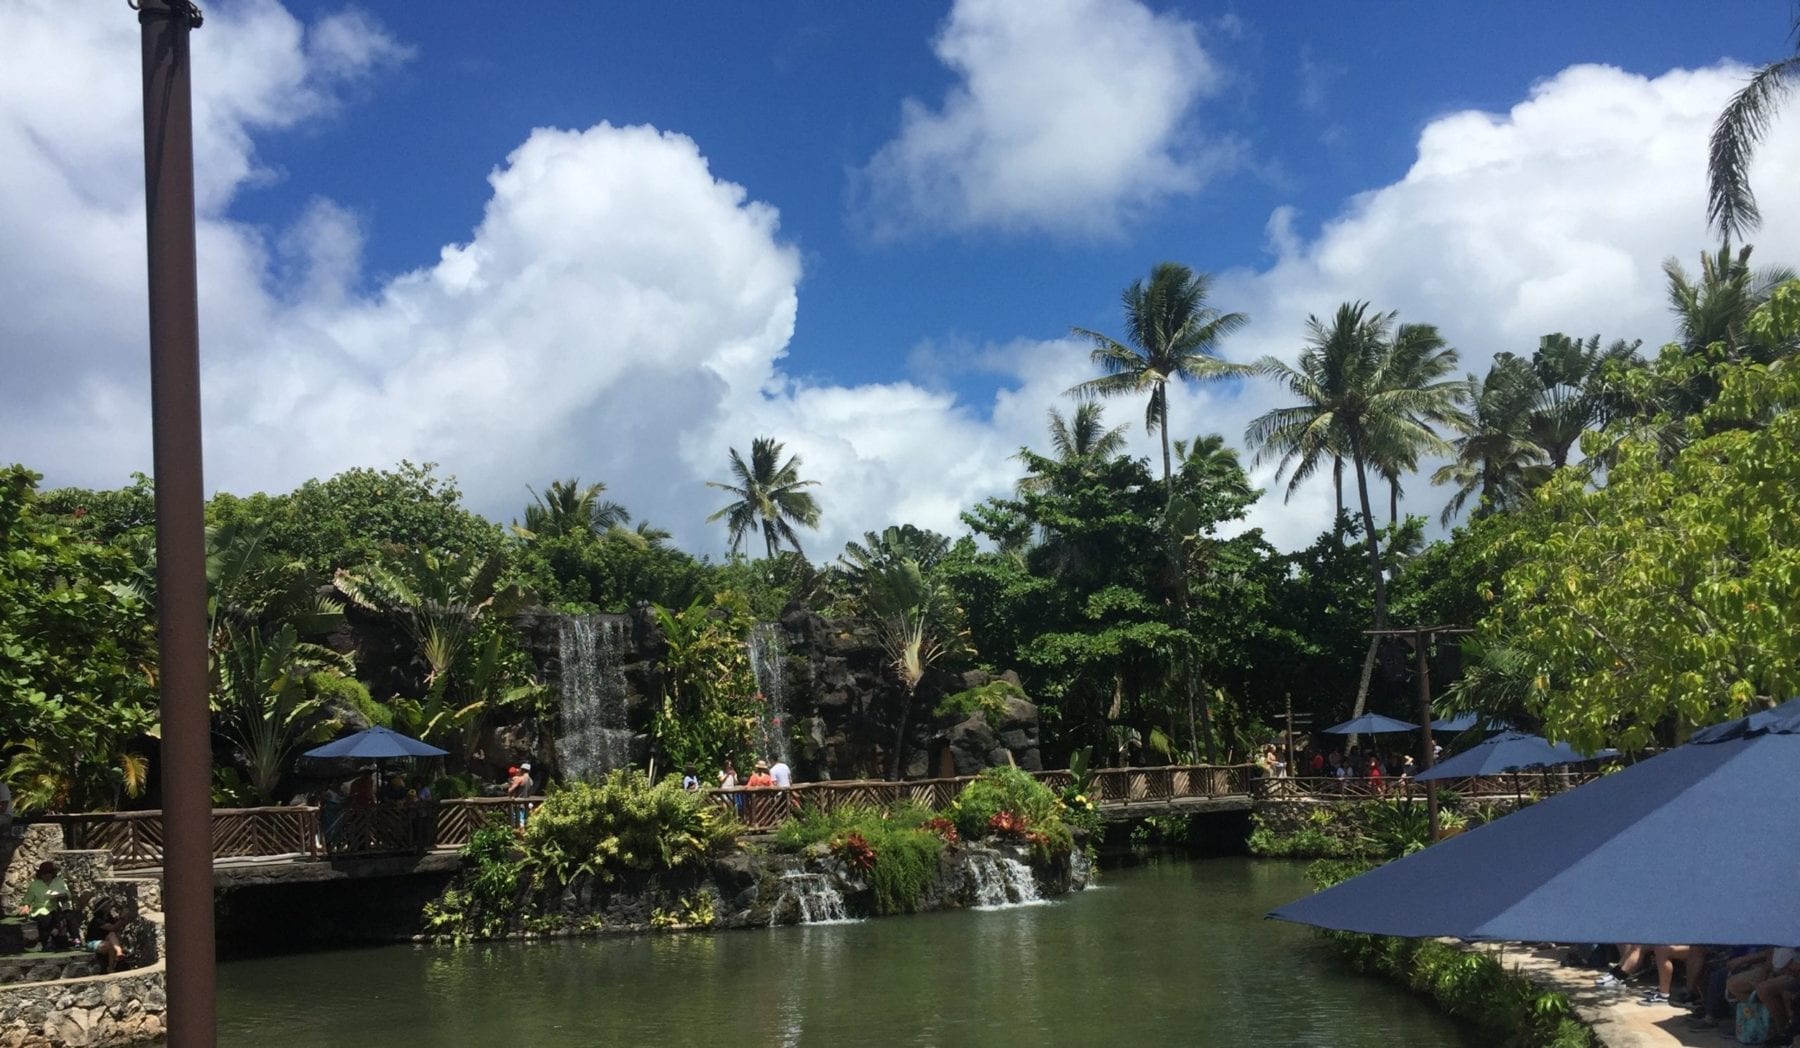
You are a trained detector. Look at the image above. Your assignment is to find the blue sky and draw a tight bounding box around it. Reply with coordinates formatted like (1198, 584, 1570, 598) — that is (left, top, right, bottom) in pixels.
(4, 1, 1799, 554)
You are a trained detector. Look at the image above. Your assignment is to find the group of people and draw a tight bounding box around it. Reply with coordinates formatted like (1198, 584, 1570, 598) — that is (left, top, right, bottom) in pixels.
(1589, 943, 1800, 1041)
(11, 861, 125, 973)
(698, 757, 793, 790)
(302, 770, 436, 810)
(1257, 744, 1419, 783)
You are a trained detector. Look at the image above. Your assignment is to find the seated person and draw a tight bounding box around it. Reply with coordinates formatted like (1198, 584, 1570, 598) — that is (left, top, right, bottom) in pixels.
(84, 901, 125, 973)
(1725, 946, 1781, 1005)
(379, 774, 410, 804)
(1751, 947, 1800, 1039)
(1644, 944, 1706, 1005)
(16, 862, 72, 950)
(1597, 943, 1652, 988)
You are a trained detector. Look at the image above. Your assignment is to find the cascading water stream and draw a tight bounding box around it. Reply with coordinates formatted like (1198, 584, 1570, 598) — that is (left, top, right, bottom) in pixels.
(555, 614, 635, 782)
(769, 872, 851, 925)
(746, 623, 792, 766)
(965, 851, 1044, 909)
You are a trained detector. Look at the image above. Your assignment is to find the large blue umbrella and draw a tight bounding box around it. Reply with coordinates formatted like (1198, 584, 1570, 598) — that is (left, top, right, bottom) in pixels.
(1323, 713, 1417, 734)
(302, 726, 447, 761)
(1270, 700, 1800, 945)
(1412, 731, 1612, 782)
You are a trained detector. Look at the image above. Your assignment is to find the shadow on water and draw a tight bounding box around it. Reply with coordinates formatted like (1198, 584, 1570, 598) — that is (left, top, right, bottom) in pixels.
(217, 857, 1488, 1048)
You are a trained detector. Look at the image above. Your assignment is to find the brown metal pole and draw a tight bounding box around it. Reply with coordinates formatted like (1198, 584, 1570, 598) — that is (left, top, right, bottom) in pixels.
(136, 2, 215, 1044)
(1416, 628, 1439, 841)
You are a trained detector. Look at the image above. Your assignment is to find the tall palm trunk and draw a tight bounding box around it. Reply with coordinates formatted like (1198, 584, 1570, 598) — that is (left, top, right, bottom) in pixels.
(1346, 433, 1391, 736)
(1388, 477, 1399, 526)
(1157, 384, 1218, 762)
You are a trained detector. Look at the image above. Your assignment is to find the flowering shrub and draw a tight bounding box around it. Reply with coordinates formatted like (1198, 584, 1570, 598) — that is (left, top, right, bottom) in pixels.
(922, 816, 961, 845)
(987, 810, 1029, 837)
(833, 830, 877, 872)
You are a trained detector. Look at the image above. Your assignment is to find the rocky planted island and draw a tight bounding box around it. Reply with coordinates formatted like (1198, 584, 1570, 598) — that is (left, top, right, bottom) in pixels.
(419, 767, 1093, 943)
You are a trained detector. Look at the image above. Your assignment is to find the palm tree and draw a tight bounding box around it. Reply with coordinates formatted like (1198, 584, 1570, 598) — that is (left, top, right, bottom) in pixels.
(1707, 17, 1800, 244)
(707, 437, 822, 558)
(1015, 403, 1129, 494)
(1372, 324, 1461, 524)
(1526, 333, 1641, 469)
(1432, 354, 1546, 525)
(1245, 302, 1463, 716)
(519, 478, 629, 540)
(1067, 262, 1248, 503)
(1664, 244, 1797, 359)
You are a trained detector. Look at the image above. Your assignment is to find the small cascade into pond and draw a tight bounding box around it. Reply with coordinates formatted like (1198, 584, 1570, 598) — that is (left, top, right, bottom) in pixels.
(965, 852, 1044, 909)
(746, 623, 791, 766)
(556, 614, 635, 782)
(768, 872, 851, 926)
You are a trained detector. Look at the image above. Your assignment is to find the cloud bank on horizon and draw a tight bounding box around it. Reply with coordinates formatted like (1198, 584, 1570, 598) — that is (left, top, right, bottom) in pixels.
(3, 0, 1798, 559)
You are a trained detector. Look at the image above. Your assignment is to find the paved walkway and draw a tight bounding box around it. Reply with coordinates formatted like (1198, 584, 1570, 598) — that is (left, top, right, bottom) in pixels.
(1471, 944, 1741, 1048)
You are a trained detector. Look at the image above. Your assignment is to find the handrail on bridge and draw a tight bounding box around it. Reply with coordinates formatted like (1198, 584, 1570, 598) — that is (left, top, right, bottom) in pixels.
(40, 764, 1288, 867)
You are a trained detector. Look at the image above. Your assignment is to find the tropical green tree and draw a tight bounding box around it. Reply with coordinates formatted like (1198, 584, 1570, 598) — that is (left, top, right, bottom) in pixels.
(0, 467, 160, 812)
(648, 596, 759, 776)
(1432, 354, 1546, 524)
(1706, 17, 1800, 244)
(1480, 362, 1800, 753)
(1526, 333, 1641, 469)
(1067, 262, 1248, 502)
(213, 624, 348, 800)
(852, 558, 967, 778)
(1245, 302, 1464, 720)
(1663, 244, 1796, 361)
(518, 478, 630, 541)
(706, 437, 821, 559)
(335, 550, 534, 747)
(1015, 403, 1129, 494)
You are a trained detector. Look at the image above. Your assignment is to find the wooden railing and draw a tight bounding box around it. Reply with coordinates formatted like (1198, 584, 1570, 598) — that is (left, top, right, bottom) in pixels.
(705, 764, 1260, 832)
(48, 797, 543, 870)
(1252, 769, 1602, 802)
(55, 761, 1579, 868)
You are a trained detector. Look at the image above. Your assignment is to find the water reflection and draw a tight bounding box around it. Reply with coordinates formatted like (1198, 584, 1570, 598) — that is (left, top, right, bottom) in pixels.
(217, 859, 1482, 1048)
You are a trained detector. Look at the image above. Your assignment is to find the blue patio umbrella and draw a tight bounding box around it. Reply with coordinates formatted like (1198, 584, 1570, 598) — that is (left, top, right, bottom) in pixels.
(302, 726, 447, 761)
(1412, 731, 1612, 782)
(1269, 699, 1800, 945)
(1323, 713, 1417, 734)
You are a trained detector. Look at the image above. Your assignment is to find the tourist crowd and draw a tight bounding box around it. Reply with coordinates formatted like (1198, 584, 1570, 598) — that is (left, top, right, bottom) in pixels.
(1583, 942, 1800, 1042)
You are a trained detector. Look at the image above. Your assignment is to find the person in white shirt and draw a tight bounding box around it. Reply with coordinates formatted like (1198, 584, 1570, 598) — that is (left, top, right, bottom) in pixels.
(768, 759, 791, 788)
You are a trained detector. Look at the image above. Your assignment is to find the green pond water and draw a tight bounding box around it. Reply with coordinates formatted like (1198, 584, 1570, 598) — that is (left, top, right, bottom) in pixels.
(216, 858, 1483, 1047)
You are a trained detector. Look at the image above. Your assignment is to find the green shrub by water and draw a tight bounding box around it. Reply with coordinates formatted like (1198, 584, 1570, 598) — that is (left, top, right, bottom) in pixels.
(772, 803, 944, 915)
(423, 823, 525, 941)
(522, 769, 739, 885)
(951, 766, 1073, 856)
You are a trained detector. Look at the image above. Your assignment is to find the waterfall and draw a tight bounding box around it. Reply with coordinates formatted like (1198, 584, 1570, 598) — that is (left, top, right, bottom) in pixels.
(746, 623, 791, 766)
(768, 872, 851, 925)
(556, 614, 635, 782)
(965, 852, 1044, 909)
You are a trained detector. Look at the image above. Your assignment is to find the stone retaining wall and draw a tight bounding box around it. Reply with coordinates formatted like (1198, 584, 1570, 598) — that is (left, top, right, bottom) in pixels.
(0, 910, 166, 1048)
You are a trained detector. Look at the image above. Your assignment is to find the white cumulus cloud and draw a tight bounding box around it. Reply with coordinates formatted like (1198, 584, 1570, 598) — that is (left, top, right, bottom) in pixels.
(4, 2, 1800, 565)
(853, 0, 1227, 238)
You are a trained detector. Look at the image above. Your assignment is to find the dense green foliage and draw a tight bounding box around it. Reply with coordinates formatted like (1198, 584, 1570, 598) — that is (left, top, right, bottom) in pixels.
(422, 824, 526, 942)
(649, 596, 761, 775)
(949, 766, 1074, 857)
(520, 770, 739, 886)
(773, 803, 946, 915)
(0, 467, 159, 811)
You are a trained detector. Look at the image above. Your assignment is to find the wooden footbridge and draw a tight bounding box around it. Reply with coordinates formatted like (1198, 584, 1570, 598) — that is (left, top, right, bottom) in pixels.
(32, 765, 1596, 880)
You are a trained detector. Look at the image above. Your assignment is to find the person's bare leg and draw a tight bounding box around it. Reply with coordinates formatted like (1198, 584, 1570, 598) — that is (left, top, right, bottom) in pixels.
(1653, 945, 1676, 995)
(1754, 977, 1789, 1034)
(1618, 944, 1648, 977)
